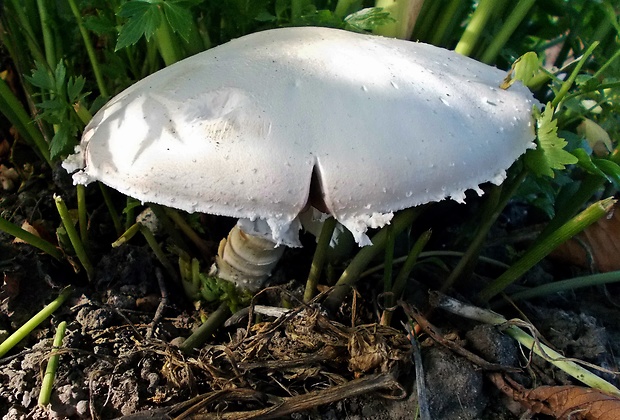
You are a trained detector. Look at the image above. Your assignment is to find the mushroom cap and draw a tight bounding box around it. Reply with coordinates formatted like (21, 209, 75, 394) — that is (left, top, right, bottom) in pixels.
(66, 27, 538, 246)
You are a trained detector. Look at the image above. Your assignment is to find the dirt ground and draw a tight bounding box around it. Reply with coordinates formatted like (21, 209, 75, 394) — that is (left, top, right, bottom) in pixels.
(1, 238, 619, 419)
(1, 170, 619, 419)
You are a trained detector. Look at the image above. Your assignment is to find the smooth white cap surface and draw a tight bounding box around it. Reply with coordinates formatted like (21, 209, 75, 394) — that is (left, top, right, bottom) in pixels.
(65, 27, 538, 246)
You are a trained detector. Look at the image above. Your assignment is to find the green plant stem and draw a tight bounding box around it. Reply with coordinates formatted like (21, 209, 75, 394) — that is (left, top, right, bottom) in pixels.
(0, 78, 51, 166)
(155, 9, 181, 66)
(478, 197, 617, 302)
(184, 257, 201, 300)
(443, 185, 501, 292)
(145, 38, 160, 76)
(509, 271, 620, 302)
(323, 208, 418, 313)
(36, 0, 57, 67)
(391, 230, 432, 301)
(423, 251, 509, 268)
(443, 169, 527, 292)
(362, 250, 509, 278)
(66, 0, 109, 97)
(382, 224, 395, 298)
(412, 0, 441, 41)
(381, 229, 431, 325)
(334, 0, 358, 18)
(147, 205, 190, 251)
(304, 217, 337, 303)
(504, 325, 620, 395)
(139, 224, 179, 283)
(454, 0, 496, 57)
(76, 184, 88, 244)
(527, 68, 554, 91)
(551, 41, 599, 108)
(183, 19, 205, 56)
(0, 287, 72, 358)
(432, 292, 620, 397)
(562, 81, 620, 103)
(73, 101, 92, 125)
(163, 207, 211, 260)
(6, 0, 48, 66)
(374, 0, 424, 40)
(480, 0, 536, 64)
(377, 224, 396, 324)
(536, 147, 620, 245)
(98, 183, 122, 236)
(38, 320, 67, 406)
(54, 194, 94, 280)
(111, 222, 141, 247)
(0, 216, 62, 259)
(428, 0, 462, 46)
(536, 174, 605, 244)
(593, 47, 620, 79)
(124, 197, 137, 231)
(179, 302, 230, 353)
(178, 252, 198, 299)
(291, 0, 303, 23)
(592, 8, 613, 44)
(177, 256, 201, 301)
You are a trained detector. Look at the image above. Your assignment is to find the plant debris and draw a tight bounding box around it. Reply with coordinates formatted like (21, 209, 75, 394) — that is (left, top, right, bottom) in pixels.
(147, 305, 412, 416)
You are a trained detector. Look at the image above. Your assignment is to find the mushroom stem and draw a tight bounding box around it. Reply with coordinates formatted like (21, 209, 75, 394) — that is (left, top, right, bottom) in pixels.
(215, 225, 285, 292)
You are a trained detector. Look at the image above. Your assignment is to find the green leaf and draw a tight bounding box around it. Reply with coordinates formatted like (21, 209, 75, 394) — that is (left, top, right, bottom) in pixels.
(25, 62, 55, 91)
(571, 148, 620, 193)
(67, 76, 86, 103)
(572, 148, 607, 178)
(53, 61, 67, 94)
(299, 9, 341, 27)
(162, 2, 193, 42)
(602, 1, 620, 35)
(501, 52, 539, 89)
(592, 158, 620, 189)
(49, 124, 73, 160)
(117, 0, 154, 18)
(575, 74, 600, 91)
(168, 0, 203, 7)
(199, 275, 221, 302)
(36, 99, 66, 112)
(116, 1, 162, 51)
(83, 15, 117, 35)
(122, 198, 142, 215)
(344, 7, 394, 32)
(525, 104, 579, 178)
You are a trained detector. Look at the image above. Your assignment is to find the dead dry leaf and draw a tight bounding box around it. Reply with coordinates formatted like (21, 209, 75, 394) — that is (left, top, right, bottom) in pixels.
(490, 373, 620, 419)
(552, 203, 620, 272)
(12, 220, 40, 244)
(525, 385, 620, 419)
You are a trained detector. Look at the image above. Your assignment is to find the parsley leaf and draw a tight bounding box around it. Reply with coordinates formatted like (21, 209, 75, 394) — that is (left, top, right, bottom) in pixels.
(115, 0, 197, 51)
(525, 104, 578, 177)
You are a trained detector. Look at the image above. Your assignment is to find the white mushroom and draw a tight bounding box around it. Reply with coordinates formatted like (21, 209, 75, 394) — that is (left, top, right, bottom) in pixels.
(64, 27, 538, 291)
